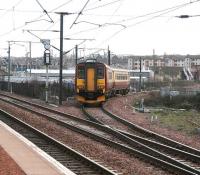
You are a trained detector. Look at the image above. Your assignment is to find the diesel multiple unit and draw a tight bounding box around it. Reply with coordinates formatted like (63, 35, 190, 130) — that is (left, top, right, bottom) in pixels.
(75, 59, 130, 104)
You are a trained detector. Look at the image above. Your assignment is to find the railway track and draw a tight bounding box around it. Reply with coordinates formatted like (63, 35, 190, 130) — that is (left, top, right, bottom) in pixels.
(101, 106, 200, 156)
(83, 106, 200, 155)
(82, 107, 200, 174)
(0, 109, 117, 175)
(0, 93, 200, 175)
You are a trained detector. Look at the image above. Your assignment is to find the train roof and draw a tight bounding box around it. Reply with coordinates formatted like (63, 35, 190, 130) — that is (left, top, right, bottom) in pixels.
(77, 60, 104, 65)
(110, 67, 129, 72)
(77, 60, 129, 72)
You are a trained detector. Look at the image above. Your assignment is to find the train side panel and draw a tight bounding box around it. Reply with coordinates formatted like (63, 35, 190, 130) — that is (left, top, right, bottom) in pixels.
(105, 65, 114, 93)
(113, 69, 130, 95)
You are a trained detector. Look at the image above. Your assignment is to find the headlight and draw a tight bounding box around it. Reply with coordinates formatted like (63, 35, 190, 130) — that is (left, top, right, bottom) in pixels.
(97, 85, 105, 89)
(77, 85, 84, 89)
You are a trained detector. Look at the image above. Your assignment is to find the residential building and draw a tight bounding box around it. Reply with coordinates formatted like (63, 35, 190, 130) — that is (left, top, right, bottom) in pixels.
(128, 55, 200, 70)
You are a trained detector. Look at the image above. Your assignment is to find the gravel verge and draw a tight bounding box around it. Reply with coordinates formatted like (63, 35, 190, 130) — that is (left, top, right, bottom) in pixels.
(104, 92, 200, 149)
(0, 98, 171, 175)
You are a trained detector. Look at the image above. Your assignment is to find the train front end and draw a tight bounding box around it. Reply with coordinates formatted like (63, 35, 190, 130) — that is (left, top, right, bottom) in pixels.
(75, 60, 106, 104)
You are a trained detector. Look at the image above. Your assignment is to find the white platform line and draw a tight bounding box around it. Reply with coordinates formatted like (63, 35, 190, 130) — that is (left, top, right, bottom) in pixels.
(0, 121, 76, 175)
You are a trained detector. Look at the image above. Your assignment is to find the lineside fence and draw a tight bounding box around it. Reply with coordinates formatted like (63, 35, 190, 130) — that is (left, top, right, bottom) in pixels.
(0, 80, 75, 103)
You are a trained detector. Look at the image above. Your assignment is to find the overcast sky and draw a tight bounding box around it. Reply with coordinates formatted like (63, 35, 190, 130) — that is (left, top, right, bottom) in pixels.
(0, 0, 200, 57)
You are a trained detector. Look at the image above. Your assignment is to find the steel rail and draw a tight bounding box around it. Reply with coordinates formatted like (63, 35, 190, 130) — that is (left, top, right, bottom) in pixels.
(101, 106, 200, 156)
(0, 109, 117, 175)
(82, 106, 200, 163)
(0, 94, 199, 175)
(0, 106, 198, 175)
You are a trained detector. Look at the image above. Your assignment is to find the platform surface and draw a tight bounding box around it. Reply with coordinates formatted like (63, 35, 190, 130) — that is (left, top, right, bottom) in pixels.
(0, 120, 76, 175)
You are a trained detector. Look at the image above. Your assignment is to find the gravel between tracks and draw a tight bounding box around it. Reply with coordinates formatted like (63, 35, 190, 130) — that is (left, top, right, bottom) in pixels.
(104, 92, 200, 149)
(0, 93, 171, 175)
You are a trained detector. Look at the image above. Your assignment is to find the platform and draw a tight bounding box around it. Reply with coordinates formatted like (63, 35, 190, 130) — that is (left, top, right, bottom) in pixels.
(0, 121, 76, 175)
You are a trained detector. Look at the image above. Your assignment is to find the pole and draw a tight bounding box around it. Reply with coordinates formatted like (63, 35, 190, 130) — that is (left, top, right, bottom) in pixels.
(75, 45, 78, 65)
(8, 42, 11, 92)
(45, 64, 49, 103)
(139, 57, 142, 92)
(108, 46, 110, 66)
(59, 13, 64, 105)
(29, 41, 32, 76)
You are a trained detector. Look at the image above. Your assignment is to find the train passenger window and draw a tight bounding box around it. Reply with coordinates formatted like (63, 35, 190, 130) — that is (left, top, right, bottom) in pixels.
(116, 74, 119, 80)
(115, 73, 128, 80)
(97, 66, 104, 79)
(78, 66, 85, 79)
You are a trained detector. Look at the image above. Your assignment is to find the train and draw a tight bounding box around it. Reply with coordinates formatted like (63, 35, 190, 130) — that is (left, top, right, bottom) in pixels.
(75, 59, 130, 104)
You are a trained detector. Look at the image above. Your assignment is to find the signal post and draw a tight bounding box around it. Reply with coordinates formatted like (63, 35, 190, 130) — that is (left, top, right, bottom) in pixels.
(41, 39, 51, 103)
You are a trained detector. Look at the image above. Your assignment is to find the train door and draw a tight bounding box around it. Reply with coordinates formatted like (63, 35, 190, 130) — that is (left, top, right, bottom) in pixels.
(87, 68, 95, 91)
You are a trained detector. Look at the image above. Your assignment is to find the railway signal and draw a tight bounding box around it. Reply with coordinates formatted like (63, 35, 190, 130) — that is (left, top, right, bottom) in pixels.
(42, 39, 51, 103)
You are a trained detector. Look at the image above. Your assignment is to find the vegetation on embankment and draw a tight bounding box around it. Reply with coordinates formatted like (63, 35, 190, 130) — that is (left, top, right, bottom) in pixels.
(143, 92, 200, 111)
(134, 92, 200, 135)
(151, 110, 200, 134)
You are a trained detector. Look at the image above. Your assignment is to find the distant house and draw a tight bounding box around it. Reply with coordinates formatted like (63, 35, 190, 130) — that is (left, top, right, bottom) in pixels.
(128, 55, 200, 70)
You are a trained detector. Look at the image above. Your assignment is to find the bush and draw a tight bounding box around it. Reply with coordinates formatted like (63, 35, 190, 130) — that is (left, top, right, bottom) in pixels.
(144, 94, 200, 111)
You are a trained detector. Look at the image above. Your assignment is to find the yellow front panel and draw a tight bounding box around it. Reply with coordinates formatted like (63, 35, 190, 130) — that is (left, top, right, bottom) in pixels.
(97, 79, 105, 93)
(87, 68, 95, 91)
(97, 79, 105, 86)
(77, 79, 85, 86)
(76, 79, 85, 93)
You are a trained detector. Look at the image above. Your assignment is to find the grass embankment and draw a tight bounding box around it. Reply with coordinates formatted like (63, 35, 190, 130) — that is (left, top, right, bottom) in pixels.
(135, 93, 200, 135)
(152, 110, 200, 134)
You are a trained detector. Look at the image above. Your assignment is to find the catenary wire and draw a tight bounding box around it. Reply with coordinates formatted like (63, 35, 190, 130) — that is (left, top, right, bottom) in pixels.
(0, 0, 23, 20)
(65, 0, 200, 39)
(86, 0, 200, 56)
(35, 0, 54, 23)
(70, 0, 91, 29)
(84, 0, 123, 12)
(0, 0, 73, 38)
(113, 0, 200, 24)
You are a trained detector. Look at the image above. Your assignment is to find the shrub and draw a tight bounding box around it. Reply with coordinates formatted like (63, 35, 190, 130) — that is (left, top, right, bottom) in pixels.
(144, 94, 200, 111)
